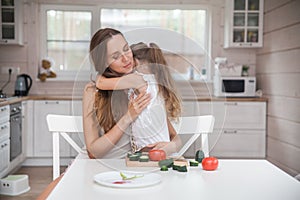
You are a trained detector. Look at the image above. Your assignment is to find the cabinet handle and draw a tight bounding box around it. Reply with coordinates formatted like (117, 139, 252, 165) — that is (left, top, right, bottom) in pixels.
(224, 102, 238, 106)
(1, 107, 7, 112)
(224, 130, 237, 134)
(1, 125, 8, 130)
(45, 101, 59, 104)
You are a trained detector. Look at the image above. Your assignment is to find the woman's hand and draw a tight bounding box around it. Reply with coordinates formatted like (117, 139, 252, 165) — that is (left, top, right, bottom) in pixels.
(146, 141, 177, 156)
(126, 91, 151, 122)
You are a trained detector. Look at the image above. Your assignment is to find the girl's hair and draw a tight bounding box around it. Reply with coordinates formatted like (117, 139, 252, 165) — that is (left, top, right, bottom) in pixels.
(131, 42, 182, 119)
(90, 28, 128, 132)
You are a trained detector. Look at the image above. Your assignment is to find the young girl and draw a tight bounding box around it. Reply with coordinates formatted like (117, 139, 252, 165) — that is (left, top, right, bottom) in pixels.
(96, 42, 182, 153)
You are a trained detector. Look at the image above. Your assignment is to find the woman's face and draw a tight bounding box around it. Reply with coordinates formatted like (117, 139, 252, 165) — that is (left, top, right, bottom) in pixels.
(106, 34, 134, 74)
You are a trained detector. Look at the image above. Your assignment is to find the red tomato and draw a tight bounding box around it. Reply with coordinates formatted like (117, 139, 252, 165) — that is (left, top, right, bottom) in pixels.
(201, 157, 219, 171)
(148, 149, 166, 161)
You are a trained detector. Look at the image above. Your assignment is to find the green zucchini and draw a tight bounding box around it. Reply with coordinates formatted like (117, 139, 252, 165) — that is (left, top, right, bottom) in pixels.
(158, 158, 174, 168)
(195, 150, 205, 163)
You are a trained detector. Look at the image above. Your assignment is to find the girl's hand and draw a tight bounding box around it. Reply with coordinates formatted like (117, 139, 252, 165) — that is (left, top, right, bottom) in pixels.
(126, 91, 151, 122)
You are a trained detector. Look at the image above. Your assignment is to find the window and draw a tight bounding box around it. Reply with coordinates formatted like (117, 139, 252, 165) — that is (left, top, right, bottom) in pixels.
(101, 8, 210, 80)
(41, 4, 211, 81)
(40, 5, 93, 80)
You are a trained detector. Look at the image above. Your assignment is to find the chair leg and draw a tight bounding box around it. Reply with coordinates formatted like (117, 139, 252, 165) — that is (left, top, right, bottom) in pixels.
(201, 134, 209, 157)
(53, 132, 60, 180)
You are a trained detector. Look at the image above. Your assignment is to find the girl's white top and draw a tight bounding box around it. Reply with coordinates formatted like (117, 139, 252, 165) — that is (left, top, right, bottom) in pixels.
(128, 72, 170, 152)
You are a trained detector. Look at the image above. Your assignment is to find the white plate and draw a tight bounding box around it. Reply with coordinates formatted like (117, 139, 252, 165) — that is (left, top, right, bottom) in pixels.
(94, 171, 162, 188)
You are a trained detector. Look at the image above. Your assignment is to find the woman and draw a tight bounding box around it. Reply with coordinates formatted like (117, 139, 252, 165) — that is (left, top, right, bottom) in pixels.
(96, 42, 182, 154)
(83, 28, 181, 159)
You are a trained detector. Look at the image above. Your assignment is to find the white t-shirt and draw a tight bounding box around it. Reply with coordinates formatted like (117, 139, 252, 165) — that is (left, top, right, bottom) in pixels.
(128, 73, 170, 152)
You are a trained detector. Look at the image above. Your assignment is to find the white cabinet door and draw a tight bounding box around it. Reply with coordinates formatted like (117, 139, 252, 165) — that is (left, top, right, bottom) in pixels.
(195, 101, 227, 129)
(0, 139, 10, 173)
(208, 130, 266, 158)
(181, 101, 196, 116)
(224, 0, 264, 48)
(196, 101, 266, 129)
(33, 100, 71, 157)
(183, 100, 266, 158)
(22, 100, 34, 157)
(0, 0, 23, 45)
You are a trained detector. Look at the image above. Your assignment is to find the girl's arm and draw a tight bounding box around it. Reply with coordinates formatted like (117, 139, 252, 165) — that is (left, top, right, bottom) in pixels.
(83, 83, 151, 158)
(96, 73, 146, 90)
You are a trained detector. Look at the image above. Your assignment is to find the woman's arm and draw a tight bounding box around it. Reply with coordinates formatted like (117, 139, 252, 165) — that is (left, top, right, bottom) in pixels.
(96, 73, 146, 91)
(83, 82, 151, 158)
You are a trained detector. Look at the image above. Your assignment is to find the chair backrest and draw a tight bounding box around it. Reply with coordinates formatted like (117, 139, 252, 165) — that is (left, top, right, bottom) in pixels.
(46, 114, 85, 180)
(172, 115, 215, 158)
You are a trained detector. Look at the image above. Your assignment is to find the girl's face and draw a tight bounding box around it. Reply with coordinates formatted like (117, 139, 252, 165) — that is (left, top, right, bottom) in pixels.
(106, 34, 134, 74)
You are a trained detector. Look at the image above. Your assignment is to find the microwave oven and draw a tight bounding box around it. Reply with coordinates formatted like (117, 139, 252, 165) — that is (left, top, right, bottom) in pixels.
(213, 76, 256, 97)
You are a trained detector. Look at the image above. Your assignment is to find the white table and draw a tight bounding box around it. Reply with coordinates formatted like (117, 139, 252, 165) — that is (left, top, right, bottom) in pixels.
(47, 159, 300, 200)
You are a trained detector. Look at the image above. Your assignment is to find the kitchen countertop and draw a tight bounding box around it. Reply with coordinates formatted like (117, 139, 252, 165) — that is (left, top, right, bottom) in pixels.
(0, 95, 268, 107)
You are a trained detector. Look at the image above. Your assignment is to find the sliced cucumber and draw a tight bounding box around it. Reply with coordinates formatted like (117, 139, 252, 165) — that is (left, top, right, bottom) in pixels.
(139, 155, 149, 162)
(129, 154, 140, 161)
(172, 164, 188, 172)
(177, 165, 188, 172)
(189, 160, 199, 167)
(160, 165, 168, 171)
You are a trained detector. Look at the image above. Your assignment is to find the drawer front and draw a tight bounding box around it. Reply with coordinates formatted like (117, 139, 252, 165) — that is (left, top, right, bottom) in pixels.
(0, 139, 10, 172)
(0, 105, 9, 124)
(195, 102, 266, 129)
(0, 121, 10, 141)
(207, 130, 266, 158)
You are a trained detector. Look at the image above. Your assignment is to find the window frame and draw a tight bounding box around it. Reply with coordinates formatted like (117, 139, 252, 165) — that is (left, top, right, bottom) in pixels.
(40, 4, 97, 81)
(40, 4, 212, 81)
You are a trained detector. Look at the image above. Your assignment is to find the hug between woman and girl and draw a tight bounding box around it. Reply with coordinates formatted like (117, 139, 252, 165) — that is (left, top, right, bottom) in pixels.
(83, 28, 183, 159)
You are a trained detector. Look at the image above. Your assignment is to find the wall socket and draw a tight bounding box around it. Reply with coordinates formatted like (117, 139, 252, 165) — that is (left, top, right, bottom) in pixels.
(1, 66, 20, 74)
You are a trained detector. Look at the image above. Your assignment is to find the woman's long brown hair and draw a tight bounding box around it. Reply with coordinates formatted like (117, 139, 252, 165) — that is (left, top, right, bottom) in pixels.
(89, 28, 128, 132)
(131, 42, 182, 120)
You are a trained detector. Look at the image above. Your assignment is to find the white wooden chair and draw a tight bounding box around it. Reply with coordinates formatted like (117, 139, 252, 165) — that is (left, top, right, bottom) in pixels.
(47, 114, 214, 180)
(46, 114, 87, 180)
(172, 115, 215, 158)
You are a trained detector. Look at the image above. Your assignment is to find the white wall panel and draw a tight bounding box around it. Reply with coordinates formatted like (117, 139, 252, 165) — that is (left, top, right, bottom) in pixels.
(266, 95, 300, 123)
(258, 24, 300, 54)
(264, 0, 300, 33)
(257, 49, 300, 74)
(257, 74, 300, 97)
(264, 0, 292, 12)
(257, 0, 300, 177)
(268, 116, 300, 148)
(267, 137, 300, 177)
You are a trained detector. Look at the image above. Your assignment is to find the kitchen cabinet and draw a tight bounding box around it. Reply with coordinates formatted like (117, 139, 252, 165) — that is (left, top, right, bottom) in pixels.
(33, 100, 71, 157)
(22, 100, 33, 157)
(182, 100, 266, 158)
(0, 105, 10, 177)
(0, 0, 23, 45)
(32, 100, 83, 159)
(224, 0, 264, 48)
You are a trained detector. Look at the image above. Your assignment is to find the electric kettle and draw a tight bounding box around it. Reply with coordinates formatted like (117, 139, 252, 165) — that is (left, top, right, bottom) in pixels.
(14, 74, 32, 96)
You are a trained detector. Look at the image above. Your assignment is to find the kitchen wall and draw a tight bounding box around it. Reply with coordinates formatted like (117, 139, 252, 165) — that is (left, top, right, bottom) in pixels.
(0, 0, 257, 97)
(256, 0, 300, 176)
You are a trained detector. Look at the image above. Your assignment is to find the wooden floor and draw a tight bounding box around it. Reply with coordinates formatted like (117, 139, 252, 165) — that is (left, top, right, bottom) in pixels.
(0, 166, 66, 200)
